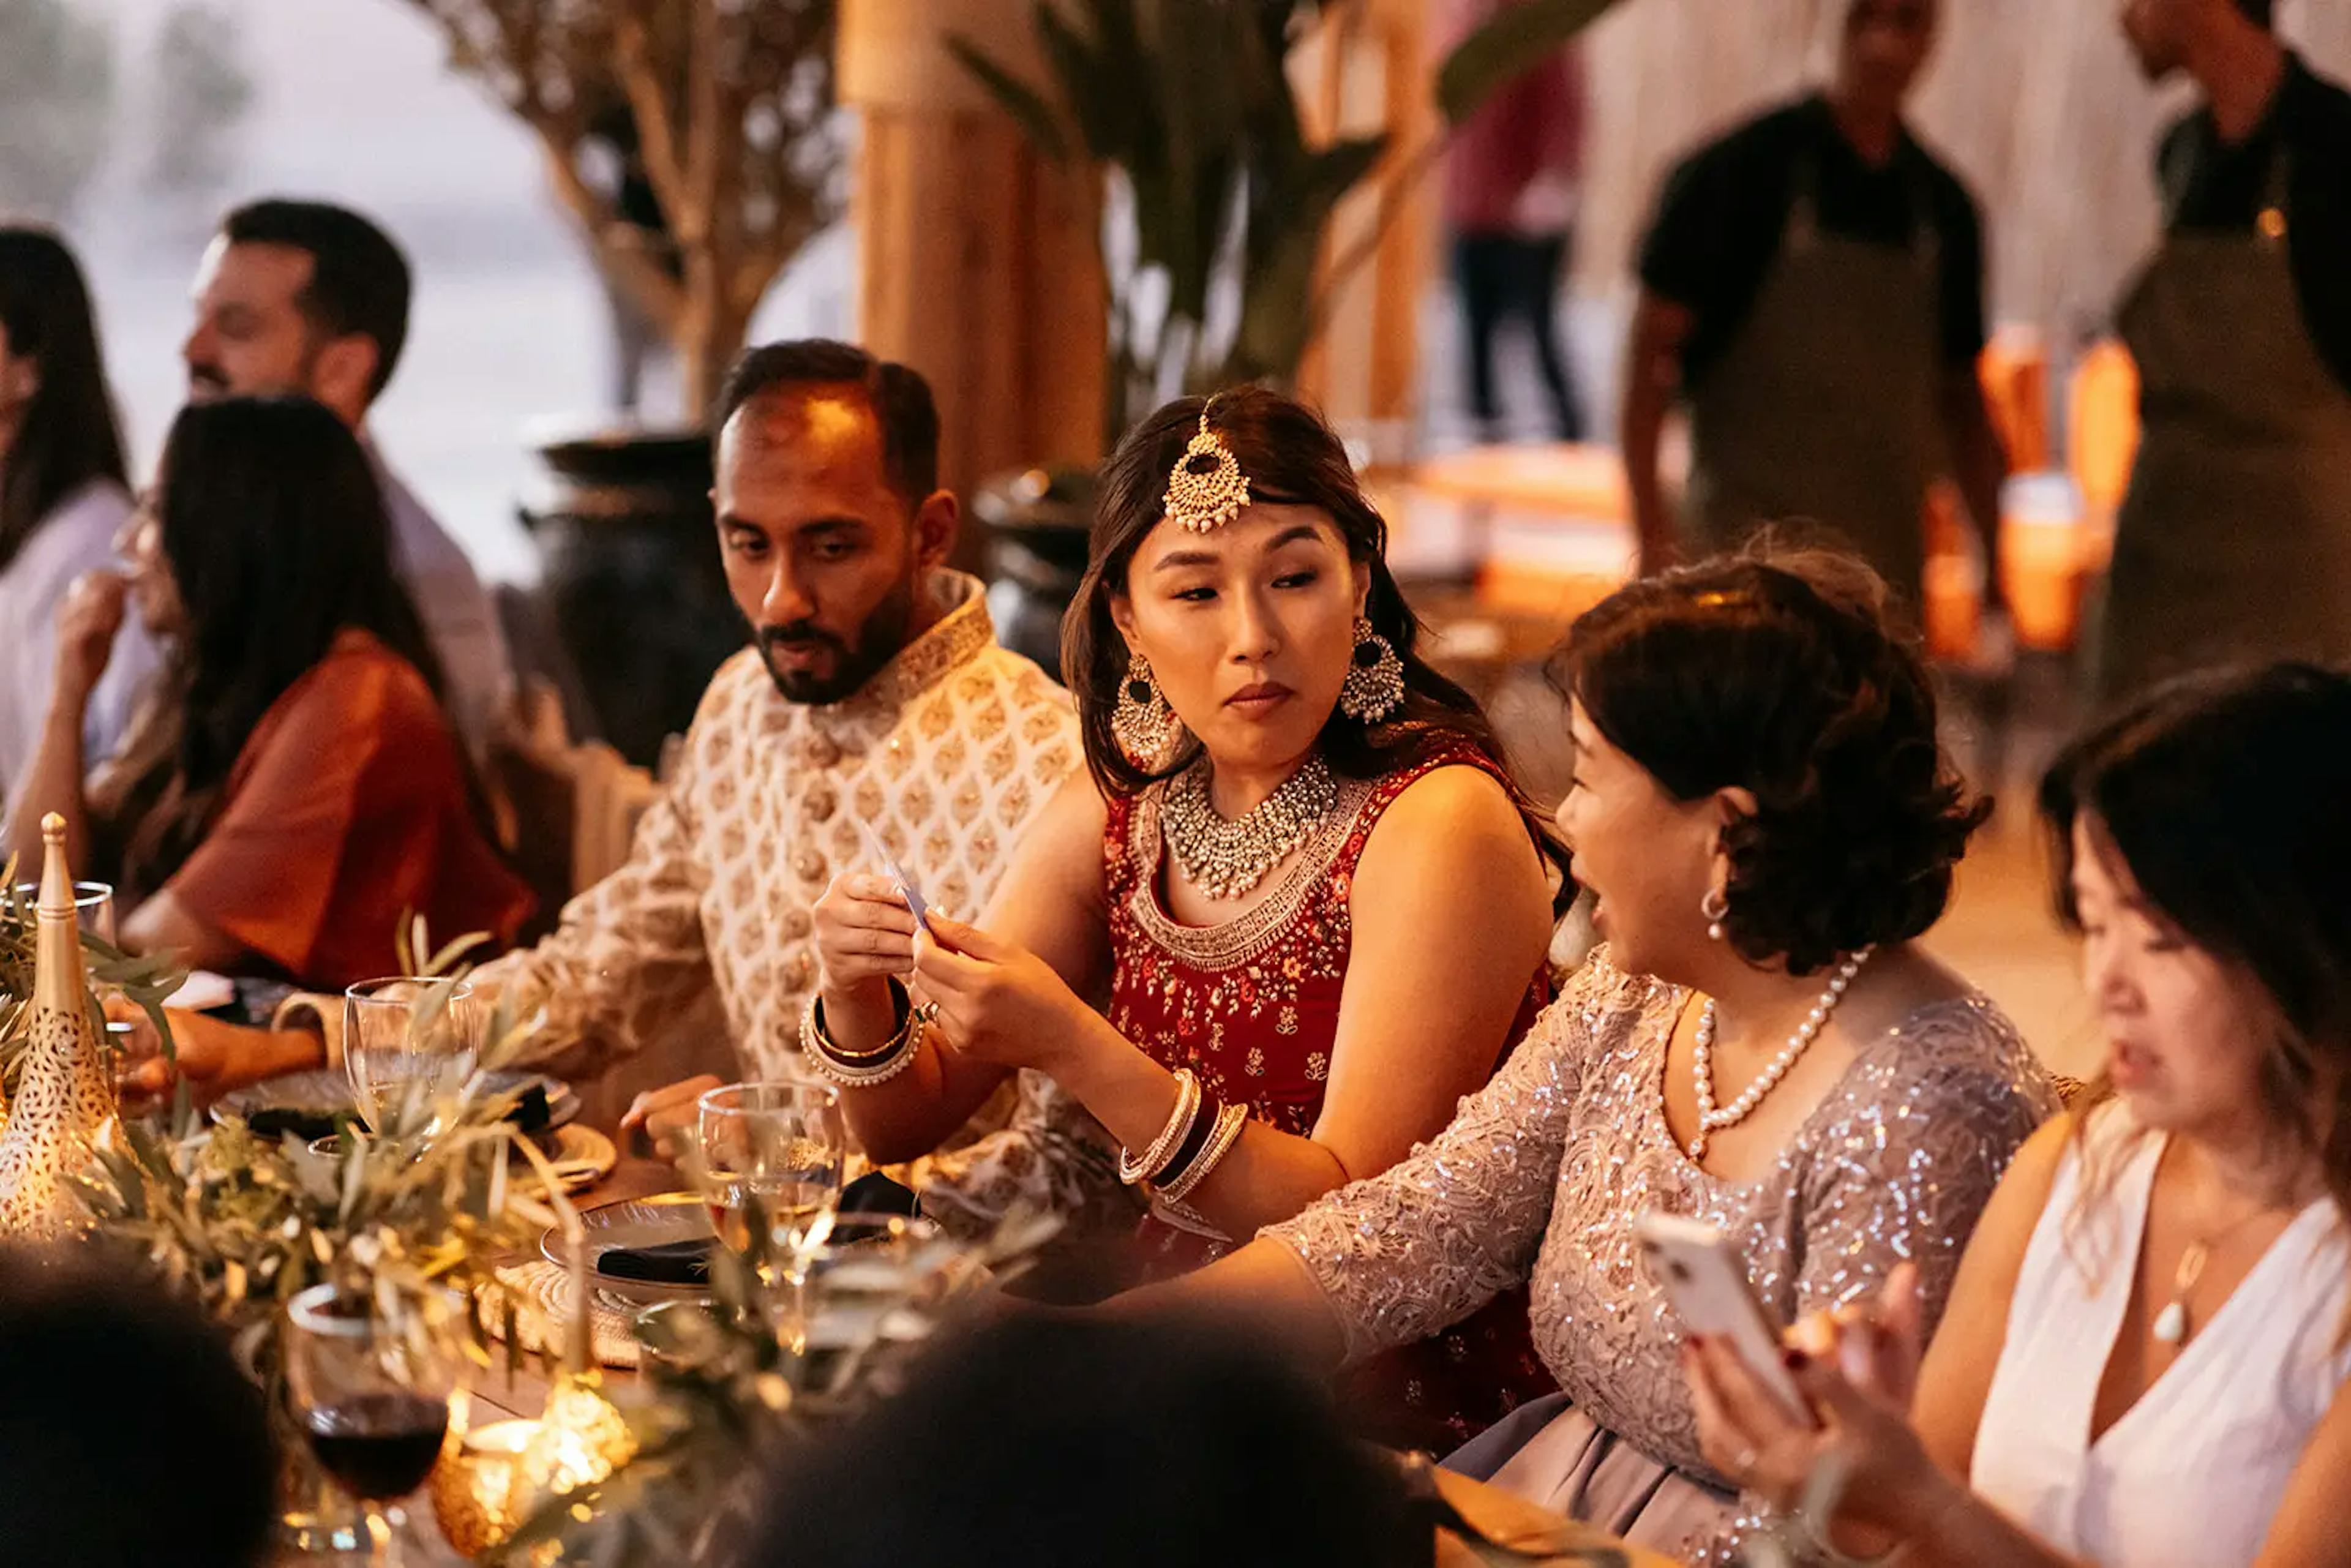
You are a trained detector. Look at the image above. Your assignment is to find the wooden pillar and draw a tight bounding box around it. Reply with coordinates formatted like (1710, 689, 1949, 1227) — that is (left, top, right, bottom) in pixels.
(1294, 0, 1441, 459)
(1367, 0, 1440, 438)
(839, 0, 1108, 523)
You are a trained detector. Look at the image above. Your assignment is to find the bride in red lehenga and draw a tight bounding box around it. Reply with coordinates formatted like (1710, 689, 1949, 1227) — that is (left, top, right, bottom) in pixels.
(805, 386, 1566, 1451)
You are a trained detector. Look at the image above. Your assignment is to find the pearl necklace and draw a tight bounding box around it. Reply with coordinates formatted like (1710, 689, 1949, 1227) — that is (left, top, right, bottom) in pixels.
(1688, 947, 1874, 1160)
(1160, 756, 1338, 901)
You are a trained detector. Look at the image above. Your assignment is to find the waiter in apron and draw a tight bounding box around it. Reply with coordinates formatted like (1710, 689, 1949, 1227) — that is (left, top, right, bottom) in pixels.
(2099, 0, 2351, 700)
(1621, 0, 2006, 625)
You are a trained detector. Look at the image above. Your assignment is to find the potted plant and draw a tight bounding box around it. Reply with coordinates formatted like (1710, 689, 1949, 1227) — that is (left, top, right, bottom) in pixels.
(398, 0, 844, 764)
(951, 0, 1624, 675)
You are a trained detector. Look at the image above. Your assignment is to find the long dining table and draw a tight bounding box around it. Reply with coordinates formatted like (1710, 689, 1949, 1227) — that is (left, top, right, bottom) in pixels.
(455, 1155, 1679, 1568)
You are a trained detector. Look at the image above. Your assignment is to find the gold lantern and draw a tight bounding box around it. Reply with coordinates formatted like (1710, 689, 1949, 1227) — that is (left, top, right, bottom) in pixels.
(430, 1417, 540, 1558)
(0, 815, 116, 1238)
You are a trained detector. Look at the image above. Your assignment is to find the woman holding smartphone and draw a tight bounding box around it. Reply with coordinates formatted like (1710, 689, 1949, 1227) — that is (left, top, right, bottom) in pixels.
(808, 388, 1567, 1451)
(1127, 552, 2056, 1560)
(1685, 663, 2351, 1567)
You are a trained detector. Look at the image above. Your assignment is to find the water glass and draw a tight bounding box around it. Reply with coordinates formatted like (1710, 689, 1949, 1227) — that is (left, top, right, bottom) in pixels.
(285, 1282, 463, 1567)
(13, 879, 116, 945)
(343, 977, 482, 1134)
(692, 1078, 846, 1343)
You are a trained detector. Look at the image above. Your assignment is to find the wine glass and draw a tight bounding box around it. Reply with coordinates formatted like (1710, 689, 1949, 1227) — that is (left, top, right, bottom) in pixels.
(285, 1282, 463, 1567)
(21, 879, 130, 1062)
(13, 878, 116, 945)
(343, 977, 481, 1136)
(692, 1078, 846, 1346)
(798, 1214, 960, 1403)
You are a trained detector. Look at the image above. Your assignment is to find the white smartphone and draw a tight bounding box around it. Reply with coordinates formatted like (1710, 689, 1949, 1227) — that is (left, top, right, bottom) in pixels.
(855, 820, 933, 937)
(1634, 1211, 1813, 1425)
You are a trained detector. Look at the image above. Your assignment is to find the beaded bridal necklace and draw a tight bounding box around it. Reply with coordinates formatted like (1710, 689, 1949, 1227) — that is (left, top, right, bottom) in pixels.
(1687, 948, 1875, 1160)
(1160, 756, 1338, 901)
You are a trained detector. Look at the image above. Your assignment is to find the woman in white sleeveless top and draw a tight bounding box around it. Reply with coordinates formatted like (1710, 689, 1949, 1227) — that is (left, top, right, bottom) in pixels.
(1684, 662, 2351, 1567)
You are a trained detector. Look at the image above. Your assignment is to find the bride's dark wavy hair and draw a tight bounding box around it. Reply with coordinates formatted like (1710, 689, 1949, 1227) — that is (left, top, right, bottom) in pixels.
(1556, 549, 1987, 976)
(1062, 387, 1568, 907)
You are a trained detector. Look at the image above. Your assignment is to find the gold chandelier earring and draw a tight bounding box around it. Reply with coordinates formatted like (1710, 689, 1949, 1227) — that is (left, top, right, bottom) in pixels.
(1338, 617, 1406, 723)
(1112, 651, 1178, 764)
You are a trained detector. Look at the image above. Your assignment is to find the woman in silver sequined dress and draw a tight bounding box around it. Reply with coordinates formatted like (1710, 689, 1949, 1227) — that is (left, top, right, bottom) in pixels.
(1138, 552, 2058, 1562)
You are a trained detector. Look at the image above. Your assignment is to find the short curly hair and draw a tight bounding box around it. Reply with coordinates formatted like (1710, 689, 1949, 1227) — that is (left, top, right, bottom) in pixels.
(1556, 551, 1987, 975)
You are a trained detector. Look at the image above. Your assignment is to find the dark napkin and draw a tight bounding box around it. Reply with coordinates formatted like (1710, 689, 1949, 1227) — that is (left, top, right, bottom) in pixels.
(245, 1105, 340, 1142)
(839, 1171, 920, 1217)
(596, 1239, 713, 1286)
(245, 1081, 550, 1142)
(505, 1081, 554, 1133)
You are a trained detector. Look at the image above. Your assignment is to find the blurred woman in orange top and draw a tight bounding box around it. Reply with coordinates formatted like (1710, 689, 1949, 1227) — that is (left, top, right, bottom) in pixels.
(8, 395, 530, 990)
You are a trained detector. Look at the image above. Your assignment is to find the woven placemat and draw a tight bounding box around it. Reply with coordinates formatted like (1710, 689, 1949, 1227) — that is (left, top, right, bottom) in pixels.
(478, 1260, 643, 1369)
(530, 1124, 618, 1194)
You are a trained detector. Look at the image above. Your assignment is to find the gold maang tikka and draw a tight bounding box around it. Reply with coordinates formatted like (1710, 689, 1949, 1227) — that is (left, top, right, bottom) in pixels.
(1163, 410, 1251, 533)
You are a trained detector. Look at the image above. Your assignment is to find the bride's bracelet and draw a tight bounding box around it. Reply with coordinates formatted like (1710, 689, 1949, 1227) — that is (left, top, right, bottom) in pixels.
(1118, 1068, 1202, 1186)
(800, 980, 929, 1087)
(1153, 1100, 1248, 1206)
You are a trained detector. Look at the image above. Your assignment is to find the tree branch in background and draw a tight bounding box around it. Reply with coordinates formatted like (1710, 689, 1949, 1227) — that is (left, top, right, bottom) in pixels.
(398, 0, 842, 423)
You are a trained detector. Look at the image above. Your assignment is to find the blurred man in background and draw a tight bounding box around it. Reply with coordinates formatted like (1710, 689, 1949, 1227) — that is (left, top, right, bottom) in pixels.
(184, 198, 512, 753)
(1620, 0, 2006, 625)
(2096, 0, 2351, 698)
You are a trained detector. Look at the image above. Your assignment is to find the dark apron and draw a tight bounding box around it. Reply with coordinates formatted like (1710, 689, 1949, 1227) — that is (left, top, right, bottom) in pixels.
(1682, 162, 1943, 607)
(2096, 151, 2351, 701)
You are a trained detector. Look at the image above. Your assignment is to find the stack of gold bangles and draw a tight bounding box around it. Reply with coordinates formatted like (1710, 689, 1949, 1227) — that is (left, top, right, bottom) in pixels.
(1117, 1067, 1251, 1217)
(801, 978, 933, 1087)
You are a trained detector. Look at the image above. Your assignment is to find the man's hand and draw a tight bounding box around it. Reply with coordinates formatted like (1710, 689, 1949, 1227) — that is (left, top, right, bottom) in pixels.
(110, 1000, 326, 1106)
(620, 1073, 727, 1156)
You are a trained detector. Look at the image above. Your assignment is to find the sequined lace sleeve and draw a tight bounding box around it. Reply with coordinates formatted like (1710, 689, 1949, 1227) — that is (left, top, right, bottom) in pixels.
(1787, 1002, 2058, 1334)
(1261, 958, 1629, 1365)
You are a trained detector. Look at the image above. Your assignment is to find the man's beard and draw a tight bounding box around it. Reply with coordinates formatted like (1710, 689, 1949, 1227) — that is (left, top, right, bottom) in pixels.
(754, 575, 920, 705)
(186, 334, 320, 402)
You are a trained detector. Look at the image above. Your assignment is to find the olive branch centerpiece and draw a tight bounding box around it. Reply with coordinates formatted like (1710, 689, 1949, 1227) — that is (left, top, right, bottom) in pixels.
(76, 920, 560, 1395)
(495, 1181, 1064, 1566)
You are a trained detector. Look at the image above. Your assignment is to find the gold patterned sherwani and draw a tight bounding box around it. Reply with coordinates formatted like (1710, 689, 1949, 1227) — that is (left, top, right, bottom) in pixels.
(479, 571, 1122, 1221)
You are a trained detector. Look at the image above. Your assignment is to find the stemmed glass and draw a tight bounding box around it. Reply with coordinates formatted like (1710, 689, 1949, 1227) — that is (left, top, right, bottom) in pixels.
(691, 1078, 846, 1348)
(343, 977, 482, 1137)
(285, 1282, 463, 1567)
(20, 879, 127, 1059)
(13, 878, 116, 944)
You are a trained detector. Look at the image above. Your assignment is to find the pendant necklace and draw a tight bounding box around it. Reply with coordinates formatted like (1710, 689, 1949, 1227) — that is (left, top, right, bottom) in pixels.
(2152, 1165, 2310, 1346)
(2151, 1240, 2210, 1346)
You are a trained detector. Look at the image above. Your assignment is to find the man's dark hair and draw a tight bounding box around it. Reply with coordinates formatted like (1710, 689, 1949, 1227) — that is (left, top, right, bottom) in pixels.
(748, 1315, 1426, 1568)
(718, 339, 941, 505)
(0, 1248, 277, 1567)
(220, 199, 413, 402)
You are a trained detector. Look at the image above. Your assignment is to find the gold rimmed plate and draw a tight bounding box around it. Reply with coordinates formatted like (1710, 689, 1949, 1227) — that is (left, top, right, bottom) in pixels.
(541, 1191, 714, 1308)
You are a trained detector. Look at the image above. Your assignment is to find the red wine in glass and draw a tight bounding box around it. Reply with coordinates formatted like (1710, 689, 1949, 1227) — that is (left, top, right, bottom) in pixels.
(303, 1392, 450, 1501)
